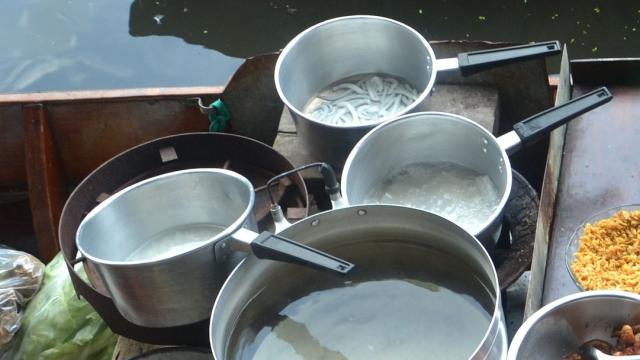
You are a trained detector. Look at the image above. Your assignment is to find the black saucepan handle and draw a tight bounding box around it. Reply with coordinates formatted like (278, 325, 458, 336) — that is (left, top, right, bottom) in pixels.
(457, 41, 561, 76)
(251, 231, 354, 274)
(514, 87, 613, 148)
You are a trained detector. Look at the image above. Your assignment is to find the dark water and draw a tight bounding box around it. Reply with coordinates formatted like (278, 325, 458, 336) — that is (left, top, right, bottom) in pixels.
(227, 241, 494, 360)
(1, 0, 639, 92)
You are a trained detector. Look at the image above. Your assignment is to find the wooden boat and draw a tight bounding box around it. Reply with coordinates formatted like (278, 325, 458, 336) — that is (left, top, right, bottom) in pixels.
(0, 54, 284, 262)
(0, 41, 556, 266)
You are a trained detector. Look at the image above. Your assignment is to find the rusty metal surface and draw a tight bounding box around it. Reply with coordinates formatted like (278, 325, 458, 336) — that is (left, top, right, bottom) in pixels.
(541, 59, 640, 305)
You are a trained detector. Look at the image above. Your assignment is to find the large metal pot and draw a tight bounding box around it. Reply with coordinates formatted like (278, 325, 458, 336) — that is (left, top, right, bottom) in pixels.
(508, 291, 640, 360)
(341, 87, 612, 247)
(75, 169, 349, 328)
(210, 205, 507, 359)
(274, 15, 561, 166)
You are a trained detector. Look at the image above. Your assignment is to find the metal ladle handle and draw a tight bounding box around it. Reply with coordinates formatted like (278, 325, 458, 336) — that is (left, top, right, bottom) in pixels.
(232, 228, 354, 275)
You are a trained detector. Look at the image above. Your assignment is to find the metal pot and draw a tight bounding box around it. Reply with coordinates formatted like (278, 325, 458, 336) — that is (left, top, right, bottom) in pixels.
(508, 291, 640, 360)
(210, 205, 507, 360)
(75, 169, 350, 328)
(341, 87, 612, 248)
(274, 15, 561, 166)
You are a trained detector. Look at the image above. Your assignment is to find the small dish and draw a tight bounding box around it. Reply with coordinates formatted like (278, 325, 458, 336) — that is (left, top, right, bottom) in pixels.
(565, 204, 640, 291)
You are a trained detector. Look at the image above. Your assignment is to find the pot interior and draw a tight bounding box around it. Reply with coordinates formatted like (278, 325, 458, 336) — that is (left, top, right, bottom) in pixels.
(342, 113, 511, 235)
(509, 293, 640, 360)
(76, 169, 254, 264)
(276, 16, 433, 117)
(211, 206, 499, 360)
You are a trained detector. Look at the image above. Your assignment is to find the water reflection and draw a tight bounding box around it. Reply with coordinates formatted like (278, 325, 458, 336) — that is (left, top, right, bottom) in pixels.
(0, 0, 242, 92)
(0, 0, 638, 92)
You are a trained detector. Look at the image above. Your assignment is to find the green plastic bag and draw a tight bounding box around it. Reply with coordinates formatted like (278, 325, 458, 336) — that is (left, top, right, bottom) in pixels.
(2, 253, 117, 360)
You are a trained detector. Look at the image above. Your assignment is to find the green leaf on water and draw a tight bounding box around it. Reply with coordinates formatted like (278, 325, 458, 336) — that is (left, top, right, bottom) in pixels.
(594, 7, 600, 14)
(478, 15, 486, 20)
(418, 9, 423, 15)
(591, 46, 598, 52)
(570, 38, 576, 44)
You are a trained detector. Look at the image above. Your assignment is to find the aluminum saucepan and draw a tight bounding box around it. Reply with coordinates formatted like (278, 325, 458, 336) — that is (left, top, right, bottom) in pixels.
(342, 87, 613, 248)
(75, 169, 352, 328)
(210, 205, 507, 359)
(508, 291, 640, 360)
(275, 15, 561, 166)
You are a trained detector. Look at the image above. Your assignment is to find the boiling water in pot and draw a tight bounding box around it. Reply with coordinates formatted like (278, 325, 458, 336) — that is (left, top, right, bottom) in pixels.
(302, 73, 419, 126)
(364, 161, 501, 234)
(227, 241, 494, 360)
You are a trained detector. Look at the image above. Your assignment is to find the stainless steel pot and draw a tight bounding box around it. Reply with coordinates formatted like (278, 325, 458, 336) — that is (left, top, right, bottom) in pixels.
(274, 15, 561, 166)
(508, 291, 640, 360)
(341, 87, 612, 247)
(76, 169, 351, 328)
(210, 205, 507, 360)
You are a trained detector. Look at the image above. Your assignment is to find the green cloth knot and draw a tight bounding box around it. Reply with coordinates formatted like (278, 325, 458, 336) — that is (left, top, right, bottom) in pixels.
(208, 99, 230, 132)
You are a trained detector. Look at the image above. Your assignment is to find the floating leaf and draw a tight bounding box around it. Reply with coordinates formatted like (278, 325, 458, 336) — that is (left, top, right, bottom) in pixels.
(418, 9, 423, 15)
(570, 38, 576, 44)
(594, 7, 600, 14)
(478, 15, 486, 20)
(591, 46, 598, 52)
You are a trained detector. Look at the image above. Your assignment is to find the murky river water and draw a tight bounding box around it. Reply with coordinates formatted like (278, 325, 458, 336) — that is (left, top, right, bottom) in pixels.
(1, 0, 638, 93)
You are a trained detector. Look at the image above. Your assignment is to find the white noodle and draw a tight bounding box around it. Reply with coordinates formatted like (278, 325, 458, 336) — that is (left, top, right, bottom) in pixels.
(303, 74, 419, 126)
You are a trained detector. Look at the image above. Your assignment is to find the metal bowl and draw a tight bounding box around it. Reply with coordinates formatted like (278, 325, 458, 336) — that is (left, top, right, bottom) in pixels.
(508, 291, 640, 360)
(565, 204, 640, 291)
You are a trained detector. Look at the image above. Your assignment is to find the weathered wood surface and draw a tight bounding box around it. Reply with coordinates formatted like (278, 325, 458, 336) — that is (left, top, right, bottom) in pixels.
(538, 59, 640, 305)
(524, 47, 571, 318)
(23, 105, 68, 261)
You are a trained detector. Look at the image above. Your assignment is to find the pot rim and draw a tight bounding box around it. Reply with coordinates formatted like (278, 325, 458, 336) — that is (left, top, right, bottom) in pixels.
(75, 168, 255, 267)
(274, 15, 437, 130)
(507, 290, 640, 360)
(341, 111, 513, 237)
(209, 204, 503, 360)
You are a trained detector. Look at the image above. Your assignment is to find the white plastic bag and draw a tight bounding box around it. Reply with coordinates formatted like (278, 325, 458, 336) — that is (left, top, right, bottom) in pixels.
(0, 249, 44, 346)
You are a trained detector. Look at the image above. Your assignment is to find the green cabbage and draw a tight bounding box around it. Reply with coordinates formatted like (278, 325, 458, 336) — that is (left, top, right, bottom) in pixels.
(2, 253, 117, 360)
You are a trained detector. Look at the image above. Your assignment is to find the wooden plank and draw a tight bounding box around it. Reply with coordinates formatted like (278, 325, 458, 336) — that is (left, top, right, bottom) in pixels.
(0, 105, 26, 186)
(0, 86, 224, 105)
(46, 98, 210, 182)
(524, 46, 571, 318)
(23, 104, 67, 262)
